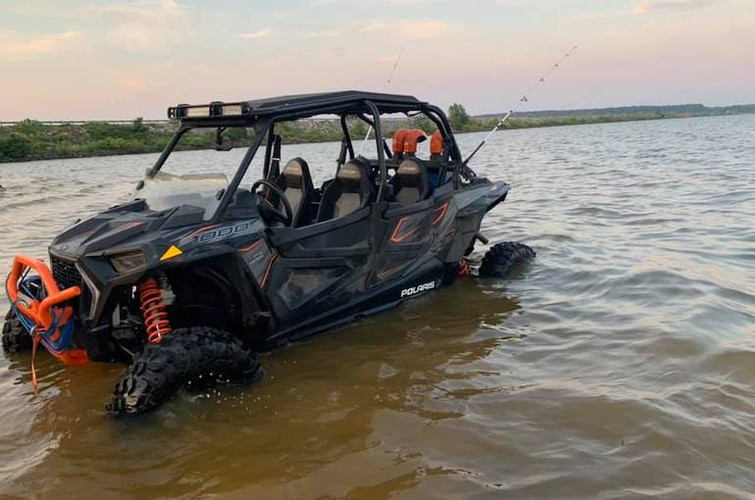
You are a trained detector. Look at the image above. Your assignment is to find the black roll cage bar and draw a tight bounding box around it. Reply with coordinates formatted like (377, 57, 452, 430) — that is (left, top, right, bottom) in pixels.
(146, 99, 465, 224)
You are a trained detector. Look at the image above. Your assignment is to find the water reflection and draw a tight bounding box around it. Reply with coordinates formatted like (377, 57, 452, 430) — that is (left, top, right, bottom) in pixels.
(2, 115, 755, 498)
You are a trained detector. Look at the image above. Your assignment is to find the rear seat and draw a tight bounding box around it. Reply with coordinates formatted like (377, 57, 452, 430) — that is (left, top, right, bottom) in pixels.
(392, 158, 429, 204)
(389, 129, 430, 204)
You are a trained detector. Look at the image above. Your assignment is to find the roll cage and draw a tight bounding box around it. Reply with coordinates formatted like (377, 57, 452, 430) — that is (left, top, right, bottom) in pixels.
(147, 91, 470, 224)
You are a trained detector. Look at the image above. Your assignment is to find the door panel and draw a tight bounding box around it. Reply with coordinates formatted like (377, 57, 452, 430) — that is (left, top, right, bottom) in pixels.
(265, 206, 374, 328)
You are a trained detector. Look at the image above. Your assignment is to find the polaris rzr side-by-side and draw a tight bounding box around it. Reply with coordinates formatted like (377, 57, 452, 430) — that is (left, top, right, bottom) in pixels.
(3, 91, 534, 415)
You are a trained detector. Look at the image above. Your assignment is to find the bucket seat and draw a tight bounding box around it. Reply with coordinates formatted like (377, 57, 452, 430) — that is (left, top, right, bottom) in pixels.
(269, 158, 315, 227)
(391, 159, 429, 205)
(317, 159, 372, 222)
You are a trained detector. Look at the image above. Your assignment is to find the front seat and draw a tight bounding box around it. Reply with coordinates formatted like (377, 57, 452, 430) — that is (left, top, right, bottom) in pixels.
(317, 159, 372, 222)
(391, 158, 429, 205)
(268, 158, 315, 227)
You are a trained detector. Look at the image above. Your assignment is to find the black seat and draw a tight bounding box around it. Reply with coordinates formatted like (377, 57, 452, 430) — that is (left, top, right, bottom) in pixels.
(269, 158, 314, 227)
(391, 158, 429, 205)
(317, 159, 372, 222)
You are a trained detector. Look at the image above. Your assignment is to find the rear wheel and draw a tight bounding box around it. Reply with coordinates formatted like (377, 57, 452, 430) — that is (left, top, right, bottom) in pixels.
(107, 326, 262, 416)
(479, 241, 536, 279)
(2, 309, 32, 353)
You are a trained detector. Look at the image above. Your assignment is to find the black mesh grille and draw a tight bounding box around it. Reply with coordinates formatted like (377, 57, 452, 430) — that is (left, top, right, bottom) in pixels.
(51, 256, 84, 290)
(50, 255, 90, 317)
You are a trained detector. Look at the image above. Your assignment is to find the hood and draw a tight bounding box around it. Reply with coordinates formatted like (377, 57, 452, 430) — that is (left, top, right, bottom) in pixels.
(50, 200, 206, 260)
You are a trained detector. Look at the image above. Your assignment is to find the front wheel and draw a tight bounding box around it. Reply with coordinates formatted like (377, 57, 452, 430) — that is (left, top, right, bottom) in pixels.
(478, 241, 536, 279)
(107, 326, 263, 416)
(2, 309, 32, 353)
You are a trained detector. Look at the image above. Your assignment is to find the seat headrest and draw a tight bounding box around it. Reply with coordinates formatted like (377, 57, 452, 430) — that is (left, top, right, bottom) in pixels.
(397, 159, 425, 188)
(337, 161, 365, 192)
(282, 158, 307, 189)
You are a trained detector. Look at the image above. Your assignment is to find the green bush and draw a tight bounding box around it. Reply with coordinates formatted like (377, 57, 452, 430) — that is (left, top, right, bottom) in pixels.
(0, 108, 677, 164)
(0, 132, 33, 160)
(14, 119, 46, 135)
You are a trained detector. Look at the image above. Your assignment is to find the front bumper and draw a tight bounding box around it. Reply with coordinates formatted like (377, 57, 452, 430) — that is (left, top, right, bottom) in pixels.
(5, 254, 88, 365)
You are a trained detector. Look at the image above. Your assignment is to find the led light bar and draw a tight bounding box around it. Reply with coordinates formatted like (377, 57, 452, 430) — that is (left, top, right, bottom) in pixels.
(185, 106, 211, 118)
(220, 104, 244, 116)
(167, 101, 249, 120)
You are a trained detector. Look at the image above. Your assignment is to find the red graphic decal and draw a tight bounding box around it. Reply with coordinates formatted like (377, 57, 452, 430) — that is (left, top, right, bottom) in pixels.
(390, 217, 419, 243)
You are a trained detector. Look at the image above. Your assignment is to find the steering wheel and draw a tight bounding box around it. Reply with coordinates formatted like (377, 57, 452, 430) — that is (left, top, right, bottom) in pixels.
(251, 179, 293, 227)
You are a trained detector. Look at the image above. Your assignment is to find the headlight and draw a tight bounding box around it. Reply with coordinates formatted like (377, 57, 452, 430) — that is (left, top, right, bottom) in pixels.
(110, 251, 145, 273)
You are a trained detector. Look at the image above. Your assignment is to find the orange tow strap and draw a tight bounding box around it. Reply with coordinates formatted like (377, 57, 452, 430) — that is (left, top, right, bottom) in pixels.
(31, 334, 40, 391)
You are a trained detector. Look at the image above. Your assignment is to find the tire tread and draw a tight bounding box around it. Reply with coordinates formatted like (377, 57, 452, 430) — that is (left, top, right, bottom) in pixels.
(2, 309, 32, 353)
(107, 326, 262, 416)
(479, 241, 536, 279)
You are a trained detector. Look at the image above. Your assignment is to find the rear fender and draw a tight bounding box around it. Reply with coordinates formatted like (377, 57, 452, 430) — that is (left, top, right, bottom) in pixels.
(483, 181, 510, 213)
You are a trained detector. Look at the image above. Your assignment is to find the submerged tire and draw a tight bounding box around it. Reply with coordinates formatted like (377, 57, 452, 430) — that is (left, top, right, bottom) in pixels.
(107, 326, 262, 416)
(2, 309, 32, 353)
(478, 241, 536, 279)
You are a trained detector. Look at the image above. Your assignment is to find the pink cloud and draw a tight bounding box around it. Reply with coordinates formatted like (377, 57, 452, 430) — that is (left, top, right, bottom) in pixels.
(634, 0, 718, 14)
(239, 28, 272, 39)
(0, 31, 81, 62)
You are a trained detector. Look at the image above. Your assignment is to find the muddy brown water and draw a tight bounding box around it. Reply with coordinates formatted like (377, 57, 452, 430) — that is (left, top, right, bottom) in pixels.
(0, 115, 754, 499)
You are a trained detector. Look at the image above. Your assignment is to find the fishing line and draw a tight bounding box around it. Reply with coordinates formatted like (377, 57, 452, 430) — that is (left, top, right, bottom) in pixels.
(464, 45, 579, 164)
(357, 46, 405, 155)
(386, 46, 405, 85)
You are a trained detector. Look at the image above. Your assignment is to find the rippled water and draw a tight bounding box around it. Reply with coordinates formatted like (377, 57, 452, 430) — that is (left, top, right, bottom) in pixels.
(1, 115, 754, 498)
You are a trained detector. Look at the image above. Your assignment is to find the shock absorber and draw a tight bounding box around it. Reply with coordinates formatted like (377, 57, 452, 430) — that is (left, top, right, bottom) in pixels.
(138, 278, 172, 343)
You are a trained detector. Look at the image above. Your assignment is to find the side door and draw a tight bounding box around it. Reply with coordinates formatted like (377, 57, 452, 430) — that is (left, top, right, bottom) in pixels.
(371, 197, 435, 287)
(262, 206, 375, 340)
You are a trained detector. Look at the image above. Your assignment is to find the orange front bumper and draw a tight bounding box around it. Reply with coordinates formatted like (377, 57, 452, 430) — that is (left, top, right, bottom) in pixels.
(6, 255, 88, 365)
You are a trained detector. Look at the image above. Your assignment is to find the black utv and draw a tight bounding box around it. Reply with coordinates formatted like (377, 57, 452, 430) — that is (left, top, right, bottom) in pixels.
(3, 91, 534, 415)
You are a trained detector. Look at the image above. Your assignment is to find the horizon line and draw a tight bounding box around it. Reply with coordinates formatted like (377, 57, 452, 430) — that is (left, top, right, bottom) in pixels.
(2, 102, 754, 124)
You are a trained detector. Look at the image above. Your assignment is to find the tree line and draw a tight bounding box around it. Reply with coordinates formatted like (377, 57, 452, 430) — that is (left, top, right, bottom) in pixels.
(3, 103, 748, 163)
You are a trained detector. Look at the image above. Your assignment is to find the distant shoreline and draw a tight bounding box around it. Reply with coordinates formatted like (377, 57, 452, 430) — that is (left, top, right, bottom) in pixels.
(1, 107, 753, 164)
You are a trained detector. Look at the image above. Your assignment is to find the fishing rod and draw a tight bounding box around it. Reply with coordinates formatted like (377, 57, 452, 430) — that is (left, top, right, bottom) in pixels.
(357, 46, 405, 155)
(463, 45, 579, 165)
(385, 46, 405, 85)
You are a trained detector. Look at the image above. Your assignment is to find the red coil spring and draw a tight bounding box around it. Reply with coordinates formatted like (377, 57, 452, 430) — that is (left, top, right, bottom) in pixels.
(138, 278, 172, 343)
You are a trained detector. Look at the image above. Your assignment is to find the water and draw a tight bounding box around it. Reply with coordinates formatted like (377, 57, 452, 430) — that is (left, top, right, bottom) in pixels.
(1, 115, 754, 498)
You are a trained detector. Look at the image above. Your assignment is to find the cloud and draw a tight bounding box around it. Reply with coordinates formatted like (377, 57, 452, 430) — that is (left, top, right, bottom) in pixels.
(239, 28, 272, 39)
(298, 19, 452, 43)
(633, 0, 718, 14)
(92, 0, 189, 52)
(395, 19, 454, 39)
(361, 23, 386, 32)
(304, 29, 342, 38)
(108, 23, 177, 51)
(0, 31, 81, 61)
(359, 19, 454, 40)
(84, 0, 184, 19)
(120, 79, 170, 91)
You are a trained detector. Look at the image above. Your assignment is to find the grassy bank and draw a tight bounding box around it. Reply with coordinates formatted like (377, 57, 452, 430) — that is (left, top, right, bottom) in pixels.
(1, 104, 752, 163)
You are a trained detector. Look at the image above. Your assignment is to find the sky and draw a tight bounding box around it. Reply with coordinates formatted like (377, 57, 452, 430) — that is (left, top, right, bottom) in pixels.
(0, 0, 753, 120)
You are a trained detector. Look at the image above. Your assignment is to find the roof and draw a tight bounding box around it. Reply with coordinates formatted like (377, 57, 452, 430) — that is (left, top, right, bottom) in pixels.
(168, 90, 427, 121)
